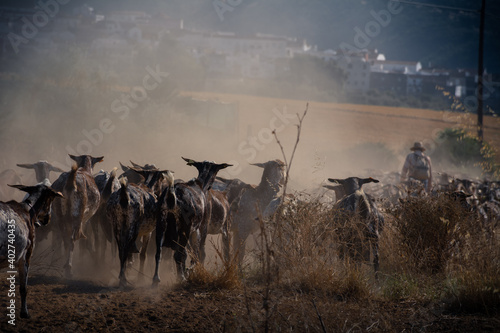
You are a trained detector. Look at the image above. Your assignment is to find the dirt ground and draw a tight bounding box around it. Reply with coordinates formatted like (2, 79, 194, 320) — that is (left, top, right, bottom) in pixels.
(2, 232, 500, 333)
(1, 273, 499, 332)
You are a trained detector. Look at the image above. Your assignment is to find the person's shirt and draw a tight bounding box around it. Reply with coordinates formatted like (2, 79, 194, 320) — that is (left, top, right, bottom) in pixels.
(401, 150, 432, 186)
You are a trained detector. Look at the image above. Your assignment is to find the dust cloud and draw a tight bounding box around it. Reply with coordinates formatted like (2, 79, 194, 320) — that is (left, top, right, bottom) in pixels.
(0, 40, 407, 194)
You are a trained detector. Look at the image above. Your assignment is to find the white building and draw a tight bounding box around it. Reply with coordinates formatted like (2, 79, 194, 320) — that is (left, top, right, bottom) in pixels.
(371, 60, 422, 74)
(312, 49, 371, 93)
(338, 55, 370, 93)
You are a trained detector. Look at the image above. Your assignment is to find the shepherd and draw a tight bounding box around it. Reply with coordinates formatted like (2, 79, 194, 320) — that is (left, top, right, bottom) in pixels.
(400, 141, 433, 193)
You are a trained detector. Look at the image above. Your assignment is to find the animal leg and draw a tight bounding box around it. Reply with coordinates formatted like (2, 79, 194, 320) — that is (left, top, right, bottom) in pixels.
(90, 217, 101, 264)
(222, 230, 230, 263)
(118, 245, 129, 288)
(139, 234, 151, 280)
(152, 222, 166, 287)
(372, 239, 380, 280)
(64, 238, 75, 279)
(188, 229, 201, 267)
(18, 258, 30, 318)
(174, 232, 189, 281)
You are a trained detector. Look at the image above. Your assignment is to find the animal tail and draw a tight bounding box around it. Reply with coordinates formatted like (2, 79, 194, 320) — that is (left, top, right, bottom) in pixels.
(166, 184, 176, 211)
(163, 170, 175, 188)
(65, 164, 78, 193)
(102, 167, 118, 203)
(119, 178, 128, 209)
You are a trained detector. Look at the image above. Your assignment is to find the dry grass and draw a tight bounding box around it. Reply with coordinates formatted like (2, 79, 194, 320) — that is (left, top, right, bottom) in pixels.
(196, 191, 500, 317)
(186, 244, 242, 290)
(380, 192, 500, 314)
(248, 197, 373, 300)
(445, 219, 500, 314)
(388, 193, 474, 274)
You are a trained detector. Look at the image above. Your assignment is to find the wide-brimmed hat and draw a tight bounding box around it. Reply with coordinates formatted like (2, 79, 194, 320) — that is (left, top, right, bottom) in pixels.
(410, 141, 426, 151)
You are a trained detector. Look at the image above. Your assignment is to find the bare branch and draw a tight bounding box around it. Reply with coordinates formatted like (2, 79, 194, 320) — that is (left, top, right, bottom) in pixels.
(272, 103, 309, 199)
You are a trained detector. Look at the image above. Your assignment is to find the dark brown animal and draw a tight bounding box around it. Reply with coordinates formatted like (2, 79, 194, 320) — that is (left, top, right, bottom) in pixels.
(106, 168, 173, 287)
(153, 158, 231, 285)
(0, 184, 62, 318)
(88, 168, 120, 263)
(51, 154, 103, 277)
(185, 159, 233, 264)
(327, 177, 384, 277)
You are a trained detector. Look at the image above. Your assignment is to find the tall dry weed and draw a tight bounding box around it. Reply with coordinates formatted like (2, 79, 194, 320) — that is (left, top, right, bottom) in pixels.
(264, 197, 371, 299)
(186, 241, 241, 290)
(389, 193, 474, 274)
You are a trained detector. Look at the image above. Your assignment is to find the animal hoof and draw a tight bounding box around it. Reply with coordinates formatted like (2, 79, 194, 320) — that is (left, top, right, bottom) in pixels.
(152, 277, 160, 288)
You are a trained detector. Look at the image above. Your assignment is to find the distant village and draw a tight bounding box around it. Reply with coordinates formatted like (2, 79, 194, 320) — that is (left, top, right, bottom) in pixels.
(1, 4, 499, 110)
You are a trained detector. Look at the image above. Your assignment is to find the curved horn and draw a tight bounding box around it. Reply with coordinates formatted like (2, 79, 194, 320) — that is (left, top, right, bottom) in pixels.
(48, 188, 64, 198)
(182, 157, 196, 166)
(119, 162, 129, 172)
(9, 184, 31, 192)
(92, 156, 104, 165)
(218, 163, 233, 169)
(360, 177, 379, 186)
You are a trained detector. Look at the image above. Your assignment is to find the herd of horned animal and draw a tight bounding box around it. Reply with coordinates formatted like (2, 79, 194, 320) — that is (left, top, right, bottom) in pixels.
(3, 153, 496, 319)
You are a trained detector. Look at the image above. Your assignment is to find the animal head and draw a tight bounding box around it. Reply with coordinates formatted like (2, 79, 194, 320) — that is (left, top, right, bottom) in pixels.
(129, 161, 158, 171)
(129, 167, 175, 196)
(182, 157, 232, 191)
(251, 159, 286, 187)
(69, 155, 104, 172)
(327, 177, 379, 196)
(9, 184, 63, 226)
(17, 160, 64, 183)
(119, 162, 160, 184)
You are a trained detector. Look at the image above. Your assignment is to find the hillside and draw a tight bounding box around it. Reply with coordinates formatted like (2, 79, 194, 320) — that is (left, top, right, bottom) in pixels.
(3, 0, 499, 71)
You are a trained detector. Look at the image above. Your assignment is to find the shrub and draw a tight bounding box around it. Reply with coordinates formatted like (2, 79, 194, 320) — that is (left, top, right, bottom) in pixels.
(389, 193, 473, 274)
(262, 197, 372, 299)
(186, 244, 241, 290)
(431, 128, 500, 178)
(445, 219, 500, 314)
